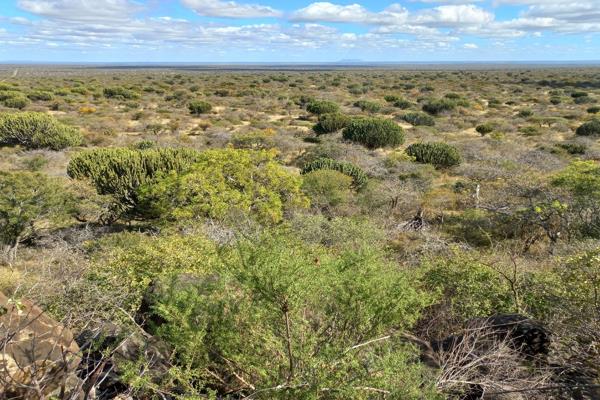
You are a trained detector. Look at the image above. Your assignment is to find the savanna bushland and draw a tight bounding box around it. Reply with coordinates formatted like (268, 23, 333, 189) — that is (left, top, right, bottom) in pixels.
(1, 65, 599, 399)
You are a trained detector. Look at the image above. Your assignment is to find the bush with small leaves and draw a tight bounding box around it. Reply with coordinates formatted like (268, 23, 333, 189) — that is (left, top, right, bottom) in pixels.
(0, 112, 82, 150)
(312, 113, 349, 134)
(301, 157, 368, 189)
(67, 147, 202, 219)
(3, 95, 29, 109)
(354, 99, 382, 113)
(576, 119, 600, 136)
(103, 87, 140, 100)
(518, 109, 533, 118)
(405, 142, 461, 168)
(550, 97, 562, 105)
(27, 91, 54, 101)
(556, 143, 586, 155)
(393, 98, 412, 109)
(302, 169, 353, 211)
(476, 123, 495, 135)
(571, 91, 588, 98)
(188, 100, 212, 115)
(384, 95, 400, 103)
(587, 106, 600, 114)
(422, 98, 457, 115)
(306, 100, 340, 115)
(343, 117, 405, 149)
(401, 112, 435, 126)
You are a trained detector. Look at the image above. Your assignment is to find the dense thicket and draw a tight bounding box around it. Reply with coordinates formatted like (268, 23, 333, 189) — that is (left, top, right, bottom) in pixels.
(343, 117, 404, 148)
(0, 112, 82, 150)
(406, 142, 461, 167)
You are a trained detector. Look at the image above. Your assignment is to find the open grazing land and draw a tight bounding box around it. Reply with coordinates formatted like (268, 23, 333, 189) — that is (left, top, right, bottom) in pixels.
(1, 65, 600, 399)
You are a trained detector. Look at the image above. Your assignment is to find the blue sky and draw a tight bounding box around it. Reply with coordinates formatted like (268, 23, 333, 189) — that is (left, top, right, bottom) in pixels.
(0, 0, 599, 62)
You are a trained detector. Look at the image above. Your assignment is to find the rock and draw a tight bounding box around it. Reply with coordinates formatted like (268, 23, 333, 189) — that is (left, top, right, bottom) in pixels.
(0, 291, 82, 399)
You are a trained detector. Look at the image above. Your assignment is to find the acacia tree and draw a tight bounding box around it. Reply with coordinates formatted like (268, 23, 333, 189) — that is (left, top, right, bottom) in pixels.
(0, 171, 70, 263)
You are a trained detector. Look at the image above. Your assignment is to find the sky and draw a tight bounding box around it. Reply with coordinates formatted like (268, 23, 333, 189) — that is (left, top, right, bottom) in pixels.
(0, 0, 599, 62)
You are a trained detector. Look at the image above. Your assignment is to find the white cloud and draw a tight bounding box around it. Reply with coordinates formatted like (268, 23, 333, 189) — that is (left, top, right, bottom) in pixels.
(414, 5, 494, 27)
(181, 0, 282, 18)
(290, 2, 408, 25)
(17, 0, 142, 22)
(463, 42, 478, 48)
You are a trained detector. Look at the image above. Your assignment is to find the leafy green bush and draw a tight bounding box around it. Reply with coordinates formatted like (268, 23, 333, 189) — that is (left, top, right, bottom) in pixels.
(405, 142, 461, 168)
(343, 117, 405, 149)
(188, 100, 212, 115)
(401, 112, 435, 126)
(312, 112, 349, 134)
(301, 157, 368, 189)
(587, 106, 600, 114)
(302, 170, 353, 211)
(518, 109, 533, 118)
(393, 98, 412, 109)
(306, 100, 340, 115)
(0, 112, 82, 150)
(475, 123, 494, 135)
(103, 87, 140, 100)
(0, 171, 71, 262)
(354, 99, 382, 113)
(133, 232, 435, 398)
(576, 119, 600, 136)
(422, 98, 458, 115)
(27, 91, 54, 101)
(3, 95, 29, 109)
(138, 149, 308, 224)
(67, 147, 202, 218)
(556, 142, 586, 155)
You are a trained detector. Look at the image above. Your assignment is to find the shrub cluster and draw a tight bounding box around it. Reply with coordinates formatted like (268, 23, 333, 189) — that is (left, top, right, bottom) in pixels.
(476, 123, 495, 135)
(354, 99, 382, 113)
(401, 112, 435, 126)
(0, 112, 82, 150)
(188, 100, 212, 115)
(422, 98, 457, 115)
(576, 119, 600, 136)
(306, 100, 340, 115)
(67, 147, 201, 218)
(103, 87, 140, 100)
(312, 113, 349, 134)
(343, 117, 405, 149)
(301, 157, 368, 189)
(405, 142, 461, 168)
(0, 90, 29, 109)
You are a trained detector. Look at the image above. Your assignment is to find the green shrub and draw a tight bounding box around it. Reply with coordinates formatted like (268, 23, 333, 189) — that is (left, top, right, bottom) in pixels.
(550, 97, 562, 105)
(188, 100, 212, 115)
(138, 149, 308, 224)
(103, 87, 139, 100)
(306, 100, 340, 115)
(405, 142, 461, 168)
(384, 94, 400, 103)
(556, 142, 586, 155)
(518, 109, 533, 118)
(401, 112, 435, 126)
(301, 157, 368, 189)
(3, 95, 29, 109)
(353, 99, 382, 113)
(475, 123, 494, 135)
(519, 126, 541, 136)
(343, 117, 405, 149)
(422, 98, 462, 115)
(587, 106, 600, 114)
(27, 91, 54, 101)
(312, 112, 349, 134)
(571, 91, 588, 98)
(302, 170, 353, 210)
(576, 119, 600, 136)
(393, 98, 412, 109)
(0, 112, 82, 150)
(67, 147, 202, 218)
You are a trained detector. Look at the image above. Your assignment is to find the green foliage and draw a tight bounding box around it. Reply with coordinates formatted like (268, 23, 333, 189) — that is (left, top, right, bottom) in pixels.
(393, 99, 412, 109)
(302, 170, 353, 211)
(0, 112, 82, 150)
(353, 99, 382, 113)
(306, 100, 340, 115)
(518, 109, 533, 118)
(422, 98, 461, 115)
(27, 91, 54, 101)
(3, 94, 29, 109)
(312, 112, 349, 134)
(103, 87, 140, 100)
(556, 142, 586, 155)
(586, 106, 600, 114)
(557, 248, 600, 314)
(421, 251, 515, 319)
(401, 112, 435, 126)
(475, 123, 494, 135)
(144, 232, 435, 398)
(405, 142, 461, 168)
(301, 157, 368, 189)
(553, 160, 600, 198)
(575, 119, 600, 136)
(138, 149, 308, 224)
(343, 117, 405, 149)
(188, 100, 212, 115)
(67, 147, 202, 219)
(0, 171, 71, 261)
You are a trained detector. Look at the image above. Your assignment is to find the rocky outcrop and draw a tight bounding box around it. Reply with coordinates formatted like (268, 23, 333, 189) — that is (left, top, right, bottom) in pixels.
(0, 291, 82, 399)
